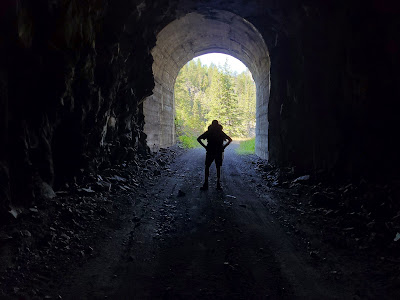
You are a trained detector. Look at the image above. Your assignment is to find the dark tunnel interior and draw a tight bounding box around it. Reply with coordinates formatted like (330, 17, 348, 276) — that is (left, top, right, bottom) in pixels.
(1, 0, 400, 298)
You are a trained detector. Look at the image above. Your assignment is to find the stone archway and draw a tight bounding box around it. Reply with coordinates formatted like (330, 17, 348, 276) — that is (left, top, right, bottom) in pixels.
(143, 10, 270, 159)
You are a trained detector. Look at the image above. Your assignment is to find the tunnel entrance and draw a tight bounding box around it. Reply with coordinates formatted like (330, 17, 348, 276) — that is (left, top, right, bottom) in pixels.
(174, 54, 256, 147)
(143, 10, 270, 159)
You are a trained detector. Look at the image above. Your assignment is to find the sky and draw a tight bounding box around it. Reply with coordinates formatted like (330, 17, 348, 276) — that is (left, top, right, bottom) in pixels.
(195, 53, 248, 74)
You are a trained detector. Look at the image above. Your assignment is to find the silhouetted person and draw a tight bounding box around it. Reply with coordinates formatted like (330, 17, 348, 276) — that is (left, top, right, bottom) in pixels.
(197, 120, 232, 190)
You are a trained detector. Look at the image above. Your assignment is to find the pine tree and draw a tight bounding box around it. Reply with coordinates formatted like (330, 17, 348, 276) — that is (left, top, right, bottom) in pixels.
(174, 57, 256, 139)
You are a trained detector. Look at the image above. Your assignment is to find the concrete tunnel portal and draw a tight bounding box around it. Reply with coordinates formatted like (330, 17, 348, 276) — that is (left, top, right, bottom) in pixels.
(143, 10, 270, 159)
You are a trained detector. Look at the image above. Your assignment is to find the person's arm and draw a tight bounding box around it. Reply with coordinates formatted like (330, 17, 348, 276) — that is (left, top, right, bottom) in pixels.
(223, 133, 232, 150)
(197, 132, 208, 150)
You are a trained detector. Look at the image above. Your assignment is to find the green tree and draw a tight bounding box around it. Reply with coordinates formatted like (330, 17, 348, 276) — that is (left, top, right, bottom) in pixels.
(174, 57, 256, 140)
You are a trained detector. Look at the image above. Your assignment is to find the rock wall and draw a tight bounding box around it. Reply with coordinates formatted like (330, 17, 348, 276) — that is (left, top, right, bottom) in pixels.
(143, 78, 175, 152)
(255, 74, 270, 160)
(0, 0, 156, 221)
(266, 1, 400, 179)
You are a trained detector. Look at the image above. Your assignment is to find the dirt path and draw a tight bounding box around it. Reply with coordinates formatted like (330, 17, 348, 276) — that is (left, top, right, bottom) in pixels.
(56, 142, 360, 299)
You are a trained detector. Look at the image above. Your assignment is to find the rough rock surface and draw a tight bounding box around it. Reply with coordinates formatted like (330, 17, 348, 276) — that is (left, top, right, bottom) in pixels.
(0, 146, 182, 298)
(0, 0, 156, 216)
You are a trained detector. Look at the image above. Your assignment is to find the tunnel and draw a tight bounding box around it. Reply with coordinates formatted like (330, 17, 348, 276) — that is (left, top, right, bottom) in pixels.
(1, 0, 400, 298)
(143, 10, 270, 159)
(1, 0, 399, 213)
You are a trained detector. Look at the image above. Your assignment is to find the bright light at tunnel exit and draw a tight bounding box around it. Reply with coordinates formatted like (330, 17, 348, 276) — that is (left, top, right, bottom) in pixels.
(195, 53, 249, 75)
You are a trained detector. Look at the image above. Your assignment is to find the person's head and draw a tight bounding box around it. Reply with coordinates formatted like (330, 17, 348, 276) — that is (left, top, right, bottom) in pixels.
(208, 120, 223, 132)
(208, 120, 218, 131)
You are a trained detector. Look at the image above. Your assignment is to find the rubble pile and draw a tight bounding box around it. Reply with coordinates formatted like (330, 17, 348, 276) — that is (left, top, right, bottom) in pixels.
(0, 147, 181, 298)
(255, 161, 400, 255)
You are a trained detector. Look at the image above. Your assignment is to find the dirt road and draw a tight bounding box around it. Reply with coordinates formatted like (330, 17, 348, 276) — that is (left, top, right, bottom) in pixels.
(56, 142, 361, 299)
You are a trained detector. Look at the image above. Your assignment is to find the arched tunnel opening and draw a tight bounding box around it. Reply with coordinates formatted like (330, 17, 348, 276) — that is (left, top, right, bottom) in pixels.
(173, 53, 257, 146)
(143, 11, 270, 159)
(1, 0, 400, 298)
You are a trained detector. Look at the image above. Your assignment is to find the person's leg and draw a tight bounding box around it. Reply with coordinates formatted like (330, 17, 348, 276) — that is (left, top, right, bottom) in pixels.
(201, 154, 212, 190)
(216, 152, 223, 189)
(200, 166, 210, 190)
(204, 164, 210, 185)
(216, 165, 221, 189)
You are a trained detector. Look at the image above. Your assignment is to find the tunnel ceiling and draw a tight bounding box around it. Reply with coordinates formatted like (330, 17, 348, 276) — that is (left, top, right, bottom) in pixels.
(152, 10, 270, 90)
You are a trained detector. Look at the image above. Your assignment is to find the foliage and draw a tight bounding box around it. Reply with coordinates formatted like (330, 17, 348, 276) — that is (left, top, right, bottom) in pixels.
(174, 58, 256, 139)
(236, 138, 256, 155)
(178, 134, 200, 149)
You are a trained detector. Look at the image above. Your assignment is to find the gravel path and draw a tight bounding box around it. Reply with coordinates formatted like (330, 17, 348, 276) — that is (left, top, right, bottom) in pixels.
(61, 142, 352, 299)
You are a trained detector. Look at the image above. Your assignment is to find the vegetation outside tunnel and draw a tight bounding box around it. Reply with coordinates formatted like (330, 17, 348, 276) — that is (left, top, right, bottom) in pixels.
(236, 138, 255, 155)
(174, 58, 256, 148)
